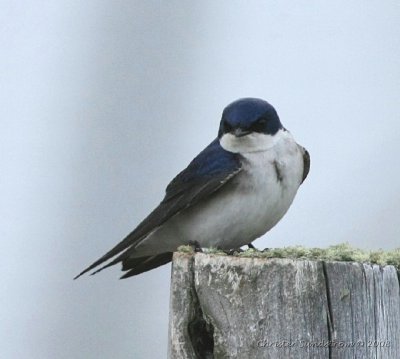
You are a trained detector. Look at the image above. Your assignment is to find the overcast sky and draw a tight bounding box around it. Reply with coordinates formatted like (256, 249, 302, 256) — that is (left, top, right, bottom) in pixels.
(1, 1, 400, 358)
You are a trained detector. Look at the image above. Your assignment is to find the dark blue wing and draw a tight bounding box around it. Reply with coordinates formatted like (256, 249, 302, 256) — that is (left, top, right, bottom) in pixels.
(164, 138, 241, 201)
(75, 139, 242, 278)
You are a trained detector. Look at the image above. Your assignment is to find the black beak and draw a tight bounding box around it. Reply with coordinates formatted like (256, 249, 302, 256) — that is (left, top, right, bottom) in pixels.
(233, 128, 251, 137)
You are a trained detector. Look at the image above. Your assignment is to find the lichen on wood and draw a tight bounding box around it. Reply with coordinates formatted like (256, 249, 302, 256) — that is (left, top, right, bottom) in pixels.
(178, 242, 400, 271)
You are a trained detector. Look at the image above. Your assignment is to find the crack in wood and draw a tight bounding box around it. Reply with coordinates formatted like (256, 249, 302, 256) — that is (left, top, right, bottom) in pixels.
(322, 261, 334, 359)
(187, 256, 214, 359)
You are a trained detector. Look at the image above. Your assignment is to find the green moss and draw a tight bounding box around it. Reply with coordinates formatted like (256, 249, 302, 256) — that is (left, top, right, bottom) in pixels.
(177, 245, 195, 254)
(177, 243, 400, 270)
(243, 243, 400, 270)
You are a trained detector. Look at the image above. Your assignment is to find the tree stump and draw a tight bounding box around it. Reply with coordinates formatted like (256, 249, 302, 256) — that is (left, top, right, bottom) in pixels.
(168, 252, 400, 359)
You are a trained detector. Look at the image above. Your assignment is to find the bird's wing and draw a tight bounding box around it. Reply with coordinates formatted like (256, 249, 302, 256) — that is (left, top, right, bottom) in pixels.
(300, 146, 310, 183)
(74, 139, 242, 278)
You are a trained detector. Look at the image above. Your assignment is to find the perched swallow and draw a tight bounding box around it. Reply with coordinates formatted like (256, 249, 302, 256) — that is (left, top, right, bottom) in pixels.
(75, 98, 310, 279)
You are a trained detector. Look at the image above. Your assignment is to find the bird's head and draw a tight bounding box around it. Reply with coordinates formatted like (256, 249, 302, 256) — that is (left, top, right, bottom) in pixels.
(218, 98, 283, 153)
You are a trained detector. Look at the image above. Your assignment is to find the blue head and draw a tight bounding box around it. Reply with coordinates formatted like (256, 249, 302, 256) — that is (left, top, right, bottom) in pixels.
(218, 98, 284, 153)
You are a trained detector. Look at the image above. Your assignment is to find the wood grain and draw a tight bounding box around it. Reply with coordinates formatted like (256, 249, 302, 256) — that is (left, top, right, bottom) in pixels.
(168, 253, 400, 359)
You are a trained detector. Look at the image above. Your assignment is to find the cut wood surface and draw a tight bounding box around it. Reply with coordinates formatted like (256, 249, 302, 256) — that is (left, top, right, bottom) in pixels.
(168, 252, 400, 359)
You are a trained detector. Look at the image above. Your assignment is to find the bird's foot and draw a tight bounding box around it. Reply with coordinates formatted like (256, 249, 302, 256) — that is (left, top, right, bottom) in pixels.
(248, 243, 270, 252)
(217, 246, 244, 255)
(188, 240, 203, 253)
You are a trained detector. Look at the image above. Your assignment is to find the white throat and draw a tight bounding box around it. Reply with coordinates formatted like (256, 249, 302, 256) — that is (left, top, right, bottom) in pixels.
(219, 129, 287, 153)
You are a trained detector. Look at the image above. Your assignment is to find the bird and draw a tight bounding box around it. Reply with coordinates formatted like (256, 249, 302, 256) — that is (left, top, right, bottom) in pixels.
(75, 98, 310, 279)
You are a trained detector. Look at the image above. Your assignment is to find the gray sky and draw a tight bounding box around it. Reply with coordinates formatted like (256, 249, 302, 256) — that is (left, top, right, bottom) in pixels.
(1, 1, 400, 358)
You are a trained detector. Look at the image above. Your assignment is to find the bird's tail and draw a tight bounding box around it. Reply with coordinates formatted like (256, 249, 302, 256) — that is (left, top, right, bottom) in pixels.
(120, 252, 173, 279)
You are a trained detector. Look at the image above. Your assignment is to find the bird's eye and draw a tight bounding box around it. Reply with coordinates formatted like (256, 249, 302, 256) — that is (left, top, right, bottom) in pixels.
(223, 121, 233, 133)
(251, 118, 267, 132)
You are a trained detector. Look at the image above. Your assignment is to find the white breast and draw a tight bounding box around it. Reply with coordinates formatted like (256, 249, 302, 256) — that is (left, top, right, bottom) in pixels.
(135, 129, 305, 255)
(233, 130, 304, 244)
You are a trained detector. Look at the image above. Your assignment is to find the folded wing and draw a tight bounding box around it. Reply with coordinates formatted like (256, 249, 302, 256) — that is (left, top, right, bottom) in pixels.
(75, 139, 242, 278)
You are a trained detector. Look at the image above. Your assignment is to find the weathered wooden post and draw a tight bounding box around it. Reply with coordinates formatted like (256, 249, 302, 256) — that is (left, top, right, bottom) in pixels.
(168, 251, 400, 359)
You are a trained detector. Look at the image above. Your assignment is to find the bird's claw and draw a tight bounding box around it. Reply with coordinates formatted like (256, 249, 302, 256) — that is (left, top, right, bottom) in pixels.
(216, 246, 244, 255)
(188, 240, 203, 253)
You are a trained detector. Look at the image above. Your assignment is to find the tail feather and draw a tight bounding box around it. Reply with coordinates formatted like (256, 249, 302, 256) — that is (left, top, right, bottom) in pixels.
(88, 248, 131, 276)
(120, 252, 173, 279)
